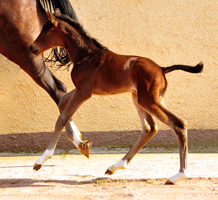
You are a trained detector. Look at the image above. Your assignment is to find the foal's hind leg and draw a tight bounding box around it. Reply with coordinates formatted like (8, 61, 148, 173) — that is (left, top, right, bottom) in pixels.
(139, 98, 188, 184)
(105, 92, 158, 175)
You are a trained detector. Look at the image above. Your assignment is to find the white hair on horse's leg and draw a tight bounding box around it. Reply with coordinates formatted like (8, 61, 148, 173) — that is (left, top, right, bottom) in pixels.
(107, 159, 128, 174)
(35, 149, 53, 166)
(168, 170, 189, 184)
(69, 121, 82, 147)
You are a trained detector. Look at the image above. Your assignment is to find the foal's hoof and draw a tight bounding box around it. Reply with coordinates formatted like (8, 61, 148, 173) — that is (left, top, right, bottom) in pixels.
(105, 169, 113, 175)
(166, 171, 188, 184)
(165, 180, 174, 185)
(33, 164, 42, 171)
(78, 140, 90, 158)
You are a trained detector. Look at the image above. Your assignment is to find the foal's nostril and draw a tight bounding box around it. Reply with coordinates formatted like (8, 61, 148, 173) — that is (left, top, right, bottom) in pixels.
(29, 45, 38, 55)
(29, 45, 33, 51)
(33, 49, 38, 55)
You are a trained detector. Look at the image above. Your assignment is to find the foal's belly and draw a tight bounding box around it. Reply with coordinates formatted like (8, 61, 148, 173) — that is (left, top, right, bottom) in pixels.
(92, 83, 137, 95)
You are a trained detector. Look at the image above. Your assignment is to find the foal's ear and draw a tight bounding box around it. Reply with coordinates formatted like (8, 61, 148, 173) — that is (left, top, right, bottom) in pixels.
(46, 12, 58, 26)
(54, 8, 61, 16)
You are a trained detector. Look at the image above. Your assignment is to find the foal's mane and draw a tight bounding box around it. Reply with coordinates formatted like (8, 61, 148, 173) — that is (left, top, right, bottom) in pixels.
(39, 0, 79, 68)
(54, 14, 108, 50)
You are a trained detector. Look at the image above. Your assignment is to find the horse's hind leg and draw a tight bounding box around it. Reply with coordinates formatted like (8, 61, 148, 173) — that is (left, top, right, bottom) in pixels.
(138, 96, 188, 184)
(23, 56, 67, 104)
(105, 92, 158, 175)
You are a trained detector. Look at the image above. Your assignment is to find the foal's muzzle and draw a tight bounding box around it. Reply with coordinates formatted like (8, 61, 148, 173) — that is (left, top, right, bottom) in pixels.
(29, 44, 39, 55)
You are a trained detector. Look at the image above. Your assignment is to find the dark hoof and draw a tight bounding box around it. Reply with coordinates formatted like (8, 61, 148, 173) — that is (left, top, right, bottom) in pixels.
(165, 180, 174, 185)
(105, 169, 113, 175)
(33, 164, 42, 171)
(78, 140, 90, 159)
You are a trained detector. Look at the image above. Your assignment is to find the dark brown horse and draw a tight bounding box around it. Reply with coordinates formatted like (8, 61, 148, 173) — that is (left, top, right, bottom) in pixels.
(30, 11, 203, 184)
(0, 0, 89, 156)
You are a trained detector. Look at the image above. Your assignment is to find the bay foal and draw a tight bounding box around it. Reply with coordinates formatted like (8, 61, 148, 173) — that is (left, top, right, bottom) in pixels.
(30, 12, 203, 184)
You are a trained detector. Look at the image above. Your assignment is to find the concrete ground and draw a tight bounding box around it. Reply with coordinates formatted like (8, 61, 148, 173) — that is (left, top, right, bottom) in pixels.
(1, 152, 218, 180)
(1, 150, 218, 199)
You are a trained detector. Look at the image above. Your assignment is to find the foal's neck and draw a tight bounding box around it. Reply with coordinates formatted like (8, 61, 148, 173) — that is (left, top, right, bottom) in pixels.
(63, 25, 97, 64)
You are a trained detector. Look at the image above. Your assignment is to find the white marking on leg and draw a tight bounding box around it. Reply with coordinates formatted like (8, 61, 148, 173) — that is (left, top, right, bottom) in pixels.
(65, 121, 83, 148)
(35, 149, 53, 166)
(108, 159, 128, 174)
(161, 98, 165, 106)
(168, 170, 189, 184)
(69, 121, 82, 147)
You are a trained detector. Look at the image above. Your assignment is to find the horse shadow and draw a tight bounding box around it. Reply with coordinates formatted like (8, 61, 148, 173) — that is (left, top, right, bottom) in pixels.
(0, 176, 115, 188)
(0, 164, 117, 188)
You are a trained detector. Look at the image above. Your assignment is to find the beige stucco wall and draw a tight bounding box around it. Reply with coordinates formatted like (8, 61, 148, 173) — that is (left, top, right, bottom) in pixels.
(0, 0, 218, 136)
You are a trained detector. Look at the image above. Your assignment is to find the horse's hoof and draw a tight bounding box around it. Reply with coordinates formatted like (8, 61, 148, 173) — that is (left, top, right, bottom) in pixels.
(165, 180, 174, 185)
(78, 140, 90, 158)
(105, 169, 113, 175)
(166, 171, 188, 184)
(33, 164, 42, 171)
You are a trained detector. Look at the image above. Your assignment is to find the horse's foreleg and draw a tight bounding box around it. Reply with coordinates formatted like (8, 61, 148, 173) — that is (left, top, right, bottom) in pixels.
(34, 88, 91, 170)
(28, 58, 88, 158)
(34, 112, 69, 171)
(58, 90, 90, 158)
(33, 120, 89, 170)
(65, 121, 90, 158)
(105, 92, 158, 175)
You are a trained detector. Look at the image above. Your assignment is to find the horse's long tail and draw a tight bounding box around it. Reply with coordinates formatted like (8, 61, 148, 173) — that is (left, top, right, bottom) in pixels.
(39, 0, 78, 21)
(162, 61, 203, 74)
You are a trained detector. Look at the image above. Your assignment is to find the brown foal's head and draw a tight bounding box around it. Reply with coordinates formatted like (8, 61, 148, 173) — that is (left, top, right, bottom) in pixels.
(30, 12, 62, 56)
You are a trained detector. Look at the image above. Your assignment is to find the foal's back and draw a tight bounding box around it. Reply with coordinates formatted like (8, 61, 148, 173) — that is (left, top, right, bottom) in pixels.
(74, 49, 166, 95)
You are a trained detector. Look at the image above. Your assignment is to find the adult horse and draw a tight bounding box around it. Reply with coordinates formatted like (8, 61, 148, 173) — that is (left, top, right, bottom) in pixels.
(0, 0, 90, 156)
(30, 11, 203, 184)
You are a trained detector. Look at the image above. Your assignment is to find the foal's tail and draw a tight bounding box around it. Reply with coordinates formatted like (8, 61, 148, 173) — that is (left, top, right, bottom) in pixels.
(162, 61, 203, 74)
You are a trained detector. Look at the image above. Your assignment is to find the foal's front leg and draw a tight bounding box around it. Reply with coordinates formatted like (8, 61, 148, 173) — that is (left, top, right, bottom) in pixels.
(59, 90, 90, 158)
(65, 121, 90, 158)
(34, 89, 91, 171)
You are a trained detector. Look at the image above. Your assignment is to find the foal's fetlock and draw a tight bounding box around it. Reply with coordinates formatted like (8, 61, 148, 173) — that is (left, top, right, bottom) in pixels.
(78, 140, 90, 158)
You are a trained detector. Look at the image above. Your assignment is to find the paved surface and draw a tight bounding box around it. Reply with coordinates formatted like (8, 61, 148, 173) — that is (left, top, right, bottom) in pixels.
(1, 152, 218, 180)
(1, 152, 218, 199)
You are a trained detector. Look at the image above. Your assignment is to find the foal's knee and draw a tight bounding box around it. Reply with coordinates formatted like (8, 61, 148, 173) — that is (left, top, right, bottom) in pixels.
(141, 123, 158, 140)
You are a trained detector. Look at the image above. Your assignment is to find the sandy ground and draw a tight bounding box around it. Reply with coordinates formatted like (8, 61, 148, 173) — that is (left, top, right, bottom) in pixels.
(1, 152, 218, 199)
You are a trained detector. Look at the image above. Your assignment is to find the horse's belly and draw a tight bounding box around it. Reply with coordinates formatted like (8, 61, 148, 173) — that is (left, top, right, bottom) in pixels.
(92, 82, 137, 95)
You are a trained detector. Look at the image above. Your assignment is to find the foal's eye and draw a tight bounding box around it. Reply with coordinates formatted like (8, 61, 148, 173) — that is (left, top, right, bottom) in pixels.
(43, 21, 55, 33)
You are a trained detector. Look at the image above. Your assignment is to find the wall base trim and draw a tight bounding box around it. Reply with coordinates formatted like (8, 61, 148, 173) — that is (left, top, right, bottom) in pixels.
(0, 129, 218, 152)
